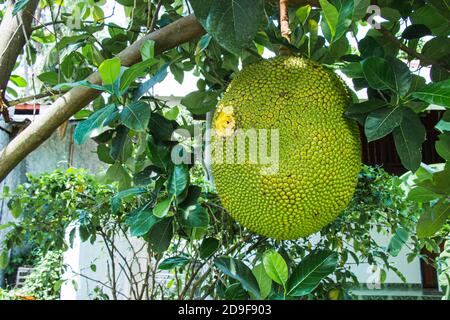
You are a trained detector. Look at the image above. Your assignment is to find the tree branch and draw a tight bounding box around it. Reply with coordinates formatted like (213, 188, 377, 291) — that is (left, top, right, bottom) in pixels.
(377, 26, 450, 73)
(0, 14, 206, 182)
(0, 0, 40, 122)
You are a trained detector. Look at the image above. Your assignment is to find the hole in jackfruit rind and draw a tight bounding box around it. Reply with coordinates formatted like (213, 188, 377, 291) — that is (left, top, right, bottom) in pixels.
(211, 56, 362, 240)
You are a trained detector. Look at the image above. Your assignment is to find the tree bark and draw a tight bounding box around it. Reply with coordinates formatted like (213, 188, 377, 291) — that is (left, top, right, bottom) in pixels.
(0, 14, 206, 182)
(0, 0, 40, 121)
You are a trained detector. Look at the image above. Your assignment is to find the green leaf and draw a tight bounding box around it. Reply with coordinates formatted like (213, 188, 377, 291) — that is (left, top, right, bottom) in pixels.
(346, 100, 387, 116)
(190, 0, 265, 55)
(225, 283, 248, 300)
(401, 24, 432, 40)
(181, 91, 219, 115)
(436, 133, 450, 160)
(168, 164, 190, 199)
(127, 208, 159, 237)
(148, 139, 170, 171)
(319, 0, 339, 41)
(252, 263, 272, 300)
(37, 72, 60, 85)
(164, 106, 179, 121)
(111, 128, 132, 163)
(393, 108, 426, 172)
(74, 104, 116, 144)
(410, 5, 449, 37)
(12, 0, 30, 15)
(105, 163, 131, 191)
(179, 204, 209, 228)
(99, 57, 122, 85)
(353, 0, 370, 21)
(120, 101, 151, 132)
(296, 5, 311, 24)
(133, 64, 169, 101)
(111, 187, 147, 213)
(436, 111, 450, 133)
(10, 75, 27, 87)
(286, 250, 338, 297)
(119, 58, 158, 93)
(364, 106, 403, 142)
(408, 187, 442, 203)
(153, 197, 172, 218)
(387, 228, 410, 257)
(262, 250, 288, 286)
(412, 79, 450, 108)
(362, 57, 411, 96)
(199, 238, 220, 259)
(159, 256, 190, 270)
(147, 218, 174, 253)
(0, 250, 8, 270)
(140, 40, 156, 61)
(214, 256, 261, 299)
(417, 200, 450, 238)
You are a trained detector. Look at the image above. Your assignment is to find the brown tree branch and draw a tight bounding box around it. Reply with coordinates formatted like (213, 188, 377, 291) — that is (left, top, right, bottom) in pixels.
(377, 26, 450, 73)
(280, 0, 291, 41)
(0, 0, 40, 122)
(0, 14, 206, 182)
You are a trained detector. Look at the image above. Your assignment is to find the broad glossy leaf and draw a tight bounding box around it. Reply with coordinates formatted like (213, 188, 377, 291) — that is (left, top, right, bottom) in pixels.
(199, 238, 220, 259)
(319, 0, 339, 41)
(119, 58, 159, 93)
(126, 208, 159, 237)
(181, 91, 219, 115)
(364, 106, 403, 142)
(345, 99, 387, 116)
(99, 57, 121, 85)
(111, 187, 147, 213)
(168, 164, 190, 199)
(74, 104, 116, 144)
(393, 108, 426, 172)
(362, 57, 411, 96)
(159, 256, 190, 270)
(387, 228, 410, 257)
(252, 263, 272, 300)
(214, 256, 261, 299)
(147, 218, 173, 253)
(190, 0, 265, 55)
(133, 64, 169, 101)
(408, 187, 442, 203)
(286, 250, 338, 297)
(179, 204, 209, 228)
(120, 101, 151, 132)
(412, 79, 450, 108)
(436, 133, 450, 160)
(263, 250, 288, 286)
(153, 197, 172, 218)
(401, 24, 432, 39)
(417, 200, 450, 238)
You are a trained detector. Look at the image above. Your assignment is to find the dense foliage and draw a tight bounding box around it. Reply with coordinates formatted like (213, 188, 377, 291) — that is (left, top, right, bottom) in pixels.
(0, 166, 441, 299)
(0, 0, 449, 299)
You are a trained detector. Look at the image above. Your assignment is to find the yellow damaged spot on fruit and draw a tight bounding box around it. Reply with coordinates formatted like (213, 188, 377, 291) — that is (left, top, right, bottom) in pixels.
(214, 105, 235, 137)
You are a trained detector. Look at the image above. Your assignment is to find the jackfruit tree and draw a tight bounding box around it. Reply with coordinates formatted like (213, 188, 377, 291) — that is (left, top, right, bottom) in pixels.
(0, 0, 448, 300)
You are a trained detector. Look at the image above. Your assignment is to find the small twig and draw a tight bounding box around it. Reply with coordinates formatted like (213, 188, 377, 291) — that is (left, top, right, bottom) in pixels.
(377, 26, 450, 73)
(279, 0, 291, 55)
(149, 0, 163, 33)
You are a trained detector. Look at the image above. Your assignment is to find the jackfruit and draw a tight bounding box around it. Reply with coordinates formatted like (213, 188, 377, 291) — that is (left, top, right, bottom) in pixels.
(210, 56, 361, 240)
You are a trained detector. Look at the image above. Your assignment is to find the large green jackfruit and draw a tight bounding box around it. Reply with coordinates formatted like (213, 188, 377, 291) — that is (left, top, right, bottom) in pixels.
(210, 56, 361, 240)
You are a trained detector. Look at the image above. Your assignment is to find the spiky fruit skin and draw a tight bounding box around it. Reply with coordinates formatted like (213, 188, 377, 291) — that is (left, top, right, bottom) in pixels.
(211, 56, 361, 240)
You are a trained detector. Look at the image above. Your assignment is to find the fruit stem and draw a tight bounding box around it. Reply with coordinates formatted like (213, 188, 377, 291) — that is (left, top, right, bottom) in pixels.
(279, 0, 291, 55)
